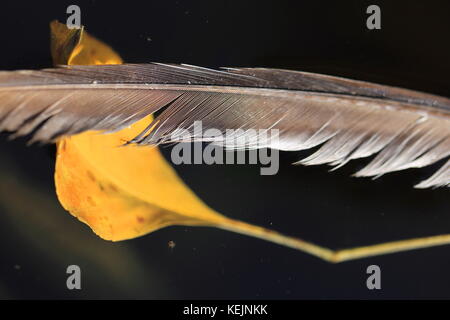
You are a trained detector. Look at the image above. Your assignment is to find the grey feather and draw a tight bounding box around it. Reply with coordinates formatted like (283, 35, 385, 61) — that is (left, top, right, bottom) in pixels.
(0, 63, 448, 188)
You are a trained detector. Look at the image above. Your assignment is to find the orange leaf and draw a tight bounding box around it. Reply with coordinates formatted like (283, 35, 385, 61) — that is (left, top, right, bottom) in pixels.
(51, 21, 230, 240)
(49, 21, 340, 262)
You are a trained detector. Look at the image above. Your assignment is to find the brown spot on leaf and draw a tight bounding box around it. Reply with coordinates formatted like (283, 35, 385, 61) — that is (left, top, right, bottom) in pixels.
(109, 184, 119, 193)
(86, 170, 96, 182)
(136, 216, 145, 223)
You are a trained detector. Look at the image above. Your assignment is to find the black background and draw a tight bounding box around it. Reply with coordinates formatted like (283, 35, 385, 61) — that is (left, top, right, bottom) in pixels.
(0, 0, 449, 299)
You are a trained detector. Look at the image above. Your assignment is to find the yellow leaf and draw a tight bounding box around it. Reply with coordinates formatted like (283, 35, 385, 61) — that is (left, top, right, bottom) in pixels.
(51, 21, 230, 240)
(49, 21, 355, 263)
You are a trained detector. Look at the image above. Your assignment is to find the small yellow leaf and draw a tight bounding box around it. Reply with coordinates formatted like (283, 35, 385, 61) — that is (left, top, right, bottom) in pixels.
(51, 21, 229, 241)
(49, 21, 338, 263)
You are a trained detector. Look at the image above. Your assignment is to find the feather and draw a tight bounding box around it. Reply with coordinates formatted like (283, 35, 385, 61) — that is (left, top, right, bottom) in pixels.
(0, 63, 449, 188)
